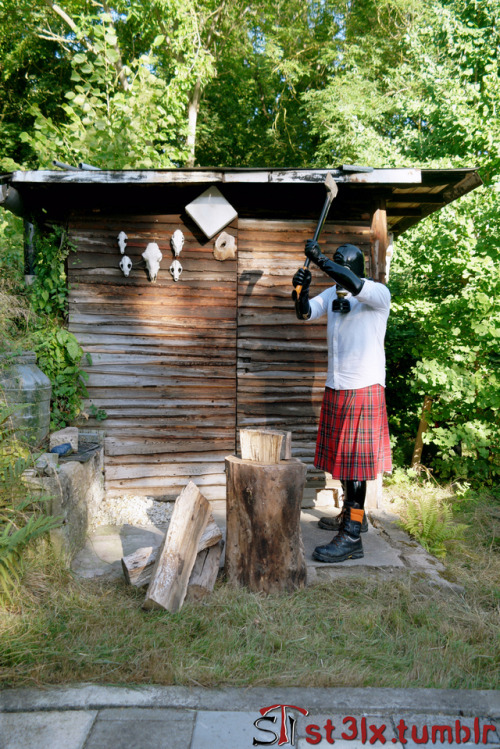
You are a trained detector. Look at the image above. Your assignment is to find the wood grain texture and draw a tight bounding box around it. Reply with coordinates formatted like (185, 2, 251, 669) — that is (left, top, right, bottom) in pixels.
(185, 541, 223, 602)
(68, 213, 237, 499)
(142, 481, 211, 611)
(122, 516, 222, 588)
(68, 212, 382, 499)
(225, 456, 307, 593)
(237, 219, 366, 482)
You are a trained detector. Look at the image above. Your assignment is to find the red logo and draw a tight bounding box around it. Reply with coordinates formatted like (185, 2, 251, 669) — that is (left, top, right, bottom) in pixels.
(253, 704, 309, 746)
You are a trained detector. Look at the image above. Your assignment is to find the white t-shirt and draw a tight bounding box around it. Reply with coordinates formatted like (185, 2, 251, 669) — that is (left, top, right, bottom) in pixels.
(308, 279, 391, 390)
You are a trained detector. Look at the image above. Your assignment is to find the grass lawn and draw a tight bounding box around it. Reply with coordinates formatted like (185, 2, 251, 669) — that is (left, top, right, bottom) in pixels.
(1, 480, 499, 690)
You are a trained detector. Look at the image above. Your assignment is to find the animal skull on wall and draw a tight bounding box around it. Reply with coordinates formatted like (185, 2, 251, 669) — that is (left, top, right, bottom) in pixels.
(119, 255, 133, 277)
(214, 231, 237, 261)
(118, 231, 128, 254)
(142, 242, 163, 283)
(171, 229, 184, 257)
(170, 258, 183, 282)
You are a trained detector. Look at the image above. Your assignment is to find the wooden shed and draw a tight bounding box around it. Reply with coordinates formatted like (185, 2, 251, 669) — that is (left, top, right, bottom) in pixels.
(1, 167, 482, 501)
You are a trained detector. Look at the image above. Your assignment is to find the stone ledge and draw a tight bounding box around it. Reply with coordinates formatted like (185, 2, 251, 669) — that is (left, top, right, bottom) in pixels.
(24, 447, 104, 560)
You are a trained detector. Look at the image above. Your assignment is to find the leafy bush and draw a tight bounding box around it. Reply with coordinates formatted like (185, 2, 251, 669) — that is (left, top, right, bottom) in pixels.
(32, 325, 90, 430)
(28, 227, 91, 428)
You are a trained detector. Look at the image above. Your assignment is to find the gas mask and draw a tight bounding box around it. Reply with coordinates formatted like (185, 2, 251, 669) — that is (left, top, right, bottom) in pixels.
(332, 286, 351, 313)
(331, 244, 365, 313)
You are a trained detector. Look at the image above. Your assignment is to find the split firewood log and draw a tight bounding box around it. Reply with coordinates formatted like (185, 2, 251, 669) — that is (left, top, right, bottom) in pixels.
(121, 516, 222, 588)
(142, 481, 211, 612)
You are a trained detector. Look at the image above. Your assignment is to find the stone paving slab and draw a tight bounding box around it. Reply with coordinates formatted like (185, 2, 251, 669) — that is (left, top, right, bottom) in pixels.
(0, 709, 97, 749)
(190, 710, 258, 749)
(72, 503, 454, 588)
(1, 687, 499, 749)
(84, 707, 196, 749)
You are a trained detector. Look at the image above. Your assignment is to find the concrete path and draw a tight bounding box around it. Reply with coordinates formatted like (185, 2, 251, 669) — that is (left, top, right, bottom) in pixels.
(1, 685, 499, 749)
(72, 502, 457, 590)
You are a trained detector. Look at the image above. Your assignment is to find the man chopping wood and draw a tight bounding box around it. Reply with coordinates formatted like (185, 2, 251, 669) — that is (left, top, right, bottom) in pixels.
(292, 240, 392, 563)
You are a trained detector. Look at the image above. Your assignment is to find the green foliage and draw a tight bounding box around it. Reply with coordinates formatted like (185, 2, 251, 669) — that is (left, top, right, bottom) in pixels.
(29, 226, 74, 318)
(397, 493, 467, 558)
(23, 226, 90, 429)
(0, 213, 24, 286)
(0, 222, 90, 430)
(387, 185, 500, 484)
(88, 403, 107, 422)
(0, 403, 30, 479)
(31, 325, 89, 430)
(0, 404, 61, 600)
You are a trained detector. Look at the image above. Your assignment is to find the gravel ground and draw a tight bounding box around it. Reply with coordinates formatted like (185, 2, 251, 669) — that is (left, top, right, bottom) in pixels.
(89, 496, 174, 531)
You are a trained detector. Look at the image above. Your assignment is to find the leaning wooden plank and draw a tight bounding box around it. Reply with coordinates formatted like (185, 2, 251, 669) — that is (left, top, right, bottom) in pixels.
(142, 482, 211, 612)
(185, 541, 224, 603)
(122, 517, 223, 588)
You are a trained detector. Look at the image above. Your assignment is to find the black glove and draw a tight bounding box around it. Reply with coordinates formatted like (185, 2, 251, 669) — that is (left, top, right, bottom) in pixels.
(304, 239, 326, 266)
(292, 267, 311, 294)
(292, 267, 312, 320)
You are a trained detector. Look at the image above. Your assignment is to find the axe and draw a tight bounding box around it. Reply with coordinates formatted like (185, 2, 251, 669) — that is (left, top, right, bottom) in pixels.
(293, 172, 338, 297)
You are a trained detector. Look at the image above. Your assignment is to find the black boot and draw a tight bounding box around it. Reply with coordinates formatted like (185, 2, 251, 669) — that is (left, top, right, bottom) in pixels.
(318, 508, 368, 532)
(318, 480, 368, 532)
(313, 506, 364, 563)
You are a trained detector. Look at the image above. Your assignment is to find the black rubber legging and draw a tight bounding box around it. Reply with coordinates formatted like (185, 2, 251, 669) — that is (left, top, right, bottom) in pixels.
(341, 480, 366, 509)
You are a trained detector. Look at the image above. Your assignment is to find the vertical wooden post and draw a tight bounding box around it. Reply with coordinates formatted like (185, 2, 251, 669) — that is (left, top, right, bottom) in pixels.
(370, 199, 389, 283)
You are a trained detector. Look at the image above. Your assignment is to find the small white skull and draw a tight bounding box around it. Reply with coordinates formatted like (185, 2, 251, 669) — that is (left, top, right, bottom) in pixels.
(171, 229, 184, 257)
(170, 258, 183, 282)
(142, 242, 162, 283)
(119, 255, 132, 277)
(117, 231, 128, 254)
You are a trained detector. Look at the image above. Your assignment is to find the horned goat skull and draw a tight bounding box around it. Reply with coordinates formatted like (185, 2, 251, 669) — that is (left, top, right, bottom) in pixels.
(171, 229, 184, 257)
(170, 258, 183, 282)
(142, 242, 162, 283)
(117, 231, 128, 254)
(119, 255, 133, 277)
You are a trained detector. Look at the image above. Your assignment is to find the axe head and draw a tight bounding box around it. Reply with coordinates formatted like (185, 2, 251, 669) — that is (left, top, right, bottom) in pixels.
(324, 172, 338, 198)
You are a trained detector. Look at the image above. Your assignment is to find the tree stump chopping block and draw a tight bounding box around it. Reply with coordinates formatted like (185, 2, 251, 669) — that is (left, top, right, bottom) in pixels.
(225, 456, 307, 594)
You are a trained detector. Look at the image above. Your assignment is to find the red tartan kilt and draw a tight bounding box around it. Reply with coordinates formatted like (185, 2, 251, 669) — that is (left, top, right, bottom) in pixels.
(315, 385, 392, 481)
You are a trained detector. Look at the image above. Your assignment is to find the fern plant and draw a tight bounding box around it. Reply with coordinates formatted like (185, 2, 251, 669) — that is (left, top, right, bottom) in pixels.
(398, 494, 467, 558)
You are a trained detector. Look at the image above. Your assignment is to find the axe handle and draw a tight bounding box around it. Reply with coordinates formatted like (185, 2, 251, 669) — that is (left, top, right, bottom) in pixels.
(294, 175, 338, 297)
(294, 258, 311, 298)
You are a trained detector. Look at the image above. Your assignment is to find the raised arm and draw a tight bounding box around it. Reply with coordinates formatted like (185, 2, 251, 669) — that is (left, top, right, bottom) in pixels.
(305, 240, 365, 296)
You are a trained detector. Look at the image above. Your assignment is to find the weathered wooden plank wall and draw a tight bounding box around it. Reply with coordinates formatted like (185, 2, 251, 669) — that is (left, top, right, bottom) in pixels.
(67, 209, 374, 501)
(237, 218, 373, 495)
(67, 214, 237, 500)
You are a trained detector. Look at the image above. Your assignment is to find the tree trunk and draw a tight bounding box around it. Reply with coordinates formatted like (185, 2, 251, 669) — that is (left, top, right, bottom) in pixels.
(225, 456, 307, 594)
(411, 396, 433, 468)
(186, 78, 202, 168)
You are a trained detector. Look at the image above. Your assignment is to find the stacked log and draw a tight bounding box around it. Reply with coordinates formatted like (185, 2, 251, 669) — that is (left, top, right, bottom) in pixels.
(121, 481, 223, 613)
(121, 516, 222, 588)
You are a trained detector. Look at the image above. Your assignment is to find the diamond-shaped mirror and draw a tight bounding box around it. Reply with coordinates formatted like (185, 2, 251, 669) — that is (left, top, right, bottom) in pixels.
(185, 186, 238, 239)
